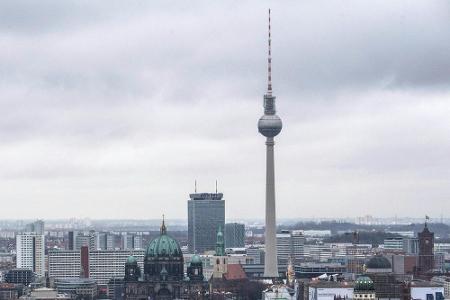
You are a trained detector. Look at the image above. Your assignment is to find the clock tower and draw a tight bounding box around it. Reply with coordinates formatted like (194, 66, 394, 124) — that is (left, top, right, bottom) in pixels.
(418, 222, 434, 274)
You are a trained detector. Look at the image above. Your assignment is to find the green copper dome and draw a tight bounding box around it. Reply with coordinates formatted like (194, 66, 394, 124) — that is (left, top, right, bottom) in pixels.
(366, 255, 391, 269)
(146, 234, 182, 258)
(355, 276, 374, 291)
(145, 218, 182, 258)
(191, 254, 202, 265)
(126, 255, 137, 264)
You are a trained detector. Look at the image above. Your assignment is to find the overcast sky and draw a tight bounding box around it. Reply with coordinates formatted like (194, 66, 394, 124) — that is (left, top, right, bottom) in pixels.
(0, 1, 449, 220)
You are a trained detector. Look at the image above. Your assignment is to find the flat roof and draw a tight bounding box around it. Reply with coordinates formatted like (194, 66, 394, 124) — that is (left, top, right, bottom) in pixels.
(189, 193, 223, 200)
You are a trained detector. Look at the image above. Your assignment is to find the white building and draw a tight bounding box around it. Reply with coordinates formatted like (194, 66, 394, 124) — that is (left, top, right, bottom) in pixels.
(431, 276, 450, 299)
(277, 230, 305, 265)
(16, 233, 45, 277)
(304, 244, 332, 262)
(308, 282, 354, 300)
(89, 250, 144, 284)
(122, 233, 142, 250)
(48, 249, 145, 285)
(246, 246, 265, 265)
(384, 238, 404, 251)
(48, 250, 81, 279)
(262, 284, 298, 300)
(410, 284, 444, 300)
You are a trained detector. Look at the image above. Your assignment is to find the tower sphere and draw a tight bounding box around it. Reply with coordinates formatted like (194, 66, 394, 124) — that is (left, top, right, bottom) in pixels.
(258, 114, 282, 137)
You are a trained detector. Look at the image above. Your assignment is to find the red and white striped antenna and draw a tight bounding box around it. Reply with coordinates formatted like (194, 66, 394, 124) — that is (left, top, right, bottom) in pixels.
(267, 9, 273, 95)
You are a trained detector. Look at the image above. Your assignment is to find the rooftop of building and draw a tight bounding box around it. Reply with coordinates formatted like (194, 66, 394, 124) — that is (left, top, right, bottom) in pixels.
(409, 280, 443, 288)
(366, 255, 392, 269)
(224, 264, 247, 281)
(307, 280, 355, 288)
(189, 193, 223, 200)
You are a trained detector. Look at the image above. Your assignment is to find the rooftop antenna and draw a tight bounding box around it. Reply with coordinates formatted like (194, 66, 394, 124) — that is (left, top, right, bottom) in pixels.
(215, 180, 218, 194)
(267, 8, 272, 96)
(195, 180, 197, 193)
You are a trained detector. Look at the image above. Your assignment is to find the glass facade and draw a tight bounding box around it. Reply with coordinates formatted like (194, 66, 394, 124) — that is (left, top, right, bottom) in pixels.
(188, 193, 225, 254)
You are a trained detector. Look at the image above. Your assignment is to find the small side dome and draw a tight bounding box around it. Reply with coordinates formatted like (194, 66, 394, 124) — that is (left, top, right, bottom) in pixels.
(355, 276, 374, 291)
(190, 254, 202, 266)
(126, 255, 137, 264)
(366, 255, 391, 269)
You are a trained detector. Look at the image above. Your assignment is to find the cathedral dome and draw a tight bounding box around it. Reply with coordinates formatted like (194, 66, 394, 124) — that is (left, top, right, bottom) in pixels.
(354, 276, 374, 291)
(145, 232, 182, 258)
(366, 255, 391, 269)
(145, 217, 183, 259)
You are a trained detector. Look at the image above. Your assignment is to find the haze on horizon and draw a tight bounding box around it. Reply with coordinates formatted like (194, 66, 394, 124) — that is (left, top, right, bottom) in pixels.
(0, 1, 449, 220)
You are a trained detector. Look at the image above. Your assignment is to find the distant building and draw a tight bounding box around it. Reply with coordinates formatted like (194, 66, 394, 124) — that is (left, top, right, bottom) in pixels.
(306, 281, 354, 300)
(384, 253, 418, 275)
(74, 231, 97, 251)
(97, 232, 115, 250)
(409, 281, 444, 300)
(225, 223, 245, 248)
(418, 223, 434, 274)
(122, 233, 142, 250)
(188, 192, 225, 254)
(277, 230, 305, 267)
(365, 255, 406, 299)
(384, 237, 404, 251)
(67, 231, 76, 250)
(23, 288, 71, 300)
(55, 278, 97, 299)
(403, 237, 419, 254)
(0, 283, 21, 300)
(24, 220, 45, 235)
(246, 246, 265, 265)
(48, 248, 145, 285)
(431, 276, 450, 299)
(4, 269, 35, 286)
(48, 249, 81, 279)
(107, 277, 124, 300)
(16, 233, 45, 277)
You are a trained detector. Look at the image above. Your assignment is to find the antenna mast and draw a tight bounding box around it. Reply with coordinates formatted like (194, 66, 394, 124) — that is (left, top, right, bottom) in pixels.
(267, 9, 272, 95)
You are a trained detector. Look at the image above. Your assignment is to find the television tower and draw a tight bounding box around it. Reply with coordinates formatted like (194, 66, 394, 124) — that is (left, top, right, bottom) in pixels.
(258, 9, 282, 278)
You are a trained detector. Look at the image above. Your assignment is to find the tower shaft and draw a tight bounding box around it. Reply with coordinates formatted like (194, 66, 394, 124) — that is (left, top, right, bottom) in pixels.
(264, 137, 278, 277)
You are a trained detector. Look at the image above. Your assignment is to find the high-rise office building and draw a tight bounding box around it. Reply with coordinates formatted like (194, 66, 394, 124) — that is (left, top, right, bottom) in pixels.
(384, 237, 404, 251)
(188, 192, 225, 254)
(97, 233, 115, 250)
(68, 231, 76, 250)
(16, 233, 45, 277)
(224, 223, 245, 248)
(122, 233, 142, 250)
(75, 231, 97, 251)
(403, 237, 419, 254)
(25, 220, 45, 235)
(257, 9, 282, 278)
(276, 230, 304, 267)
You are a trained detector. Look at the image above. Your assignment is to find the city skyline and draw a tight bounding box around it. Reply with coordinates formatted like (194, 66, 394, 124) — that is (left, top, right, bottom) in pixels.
(1, 1, 450, 219)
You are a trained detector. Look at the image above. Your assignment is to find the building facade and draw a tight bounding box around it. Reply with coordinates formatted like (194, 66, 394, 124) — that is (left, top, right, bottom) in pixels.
(277, 230, 305, 267)
(225, 223, 245, 248)
(188, 193, 225, 254)
(48, 248, 145, 285)
(16, 233, 45, 277)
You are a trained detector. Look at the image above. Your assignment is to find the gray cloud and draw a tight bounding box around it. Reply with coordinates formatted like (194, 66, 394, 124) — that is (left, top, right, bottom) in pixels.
(0, 1, 449, 219)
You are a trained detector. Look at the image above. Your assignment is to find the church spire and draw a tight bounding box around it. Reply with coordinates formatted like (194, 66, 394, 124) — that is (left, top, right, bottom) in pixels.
(215, 225, 225, 256)
(160, 214, 167, 235)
